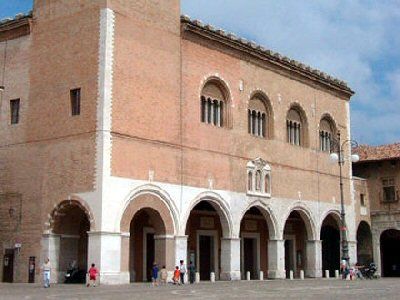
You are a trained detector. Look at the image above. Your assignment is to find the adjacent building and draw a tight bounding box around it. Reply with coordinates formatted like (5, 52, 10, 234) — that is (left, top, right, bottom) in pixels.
(353, 143, 400, 277)
(1, 0, 366, 284)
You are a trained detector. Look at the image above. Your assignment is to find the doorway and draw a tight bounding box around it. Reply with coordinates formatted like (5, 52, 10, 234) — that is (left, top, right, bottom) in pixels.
(199, 235, 214, 280)
(2, 249, 14, 283)
(243, 238, 258, 279)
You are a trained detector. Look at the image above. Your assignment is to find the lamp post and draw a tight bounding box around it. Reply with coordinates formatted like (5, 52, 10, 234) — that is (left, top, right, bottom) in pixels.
(329, 131, 359, 271)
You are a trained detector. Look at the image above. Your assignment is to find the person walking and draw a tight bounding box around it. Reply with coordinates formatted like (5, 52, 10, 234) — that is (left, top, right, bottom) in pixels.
(188, 261, 196, 284)
(151, 262, 159, 286)
(160, 265, 168, 285)
(41, 258, 51, 288)
(179, 260, 186, 285)
(87, 263, 99, 287)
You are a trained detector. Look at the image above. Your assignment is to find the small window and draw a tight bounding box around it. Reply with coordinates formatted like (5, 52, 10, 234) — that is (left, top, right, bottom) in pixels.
(10, 99, 20, 124)
(360, 193, 365, 206)
(382, 178, 396, 203)
(70, 88, 81, 116)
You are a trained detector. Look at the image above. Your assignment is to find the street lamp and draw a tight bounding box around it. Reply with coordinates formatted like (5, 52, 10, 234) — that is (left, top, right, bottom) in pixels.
(329, 131, 359, 272)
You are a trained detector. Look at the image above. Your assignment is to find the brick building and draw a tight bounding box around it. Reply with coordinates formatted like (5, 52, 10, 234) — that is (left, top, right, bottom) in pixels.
(353, 143, 400, 277)
(1, 0, 365, 284)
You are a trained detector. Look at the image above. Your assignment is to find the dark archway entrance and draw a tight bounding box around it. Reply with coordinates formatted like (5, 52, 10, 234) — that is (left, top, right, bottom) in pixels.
(52, 202, 90, 283)
(129, 208, 167, 282)
(320, 215, 340, 277)
(239, 207, 270, 280)
(356, 221, 373, 265)
(380, 229, 400, 277)
(283, 211, 308, 278)
(185, 201, 226, 281)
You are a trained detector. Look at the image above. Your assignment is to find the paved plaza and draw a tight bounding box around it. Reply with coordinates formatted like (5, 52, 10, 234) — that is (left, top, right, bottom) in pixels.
(0, 279, 399, 300)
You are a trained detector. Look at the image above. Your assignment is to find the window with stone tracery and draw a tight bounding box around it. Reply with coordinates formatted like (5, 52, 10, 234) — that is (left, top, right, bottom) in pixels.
(319, 117, 335, 152)
(248, 94, 270, 138)
(201, 80, 227, 127)
(246, 158, 271, 197)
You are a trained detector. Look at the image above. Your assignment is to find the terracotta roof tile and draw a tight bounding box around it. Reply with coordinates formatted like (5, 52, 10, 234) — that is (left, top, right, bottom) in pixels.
(354, 143, 400, 162)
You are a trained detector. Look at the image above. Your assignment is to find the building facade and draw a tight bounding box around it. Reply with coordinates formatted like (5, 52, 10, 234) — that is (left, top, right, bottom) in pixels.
(353, 144, 400, 277)
(0, 0, 363, 284)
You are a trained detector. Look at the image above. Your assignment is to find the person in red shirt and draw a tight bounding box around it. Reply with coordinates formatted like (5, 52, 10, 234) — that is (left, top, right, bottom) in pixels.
(87, 263, 99, 287)
(173, 266, 180, 285)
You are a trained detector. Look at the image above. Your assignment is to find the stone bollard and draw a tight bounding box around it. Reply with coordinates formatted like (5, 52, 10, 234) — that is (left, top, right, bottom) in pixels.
(325, 270, 330, 279)
(300, 270, 304, 280)
(195, 272, 200, 283)
(335, 270, 339, 279)
(259, 271, 264, 281)
(246, 271, 251, 281)
(210, 272, 215, 282)
(289, 270, 294, 280)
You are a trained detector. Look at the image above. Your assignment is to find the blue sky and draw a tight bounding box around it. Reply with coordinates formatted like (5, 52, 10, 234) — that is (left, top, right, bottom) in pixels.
(1, 0, 399, 146)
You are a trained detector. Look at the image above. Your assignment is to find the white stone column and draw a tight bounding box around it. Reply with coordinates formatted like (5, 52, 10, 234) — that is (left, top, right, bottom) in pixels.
(41, 234, 61, 283)
(220, 238, 241, 281)
(306, 240, 322, 278)
(267, 239, 285, 279)
(88, 231, 128, 285)
(175, 236, 188, 266)
(372, 231, 381, 277)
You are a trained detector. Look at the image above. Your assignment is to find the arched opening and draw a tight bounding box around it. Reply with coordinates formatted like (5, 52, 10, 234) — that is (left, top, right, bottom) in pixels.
(356, 221, 373, 266)
(286, 105, 308, 147)
(200, 79, 229, 128)
(239, 207, 271, 280)
(283, 211, 310, 278)
(320, 214, 340, 277)
(129, 208, 167, 282)
(50, 201, 91, 284)
(319, 116, 336, 152)
(247, 93, 273, 138)
(120, 193, 175, 283)
(185, 200, 228, 281)
(380, 229, 400, 277)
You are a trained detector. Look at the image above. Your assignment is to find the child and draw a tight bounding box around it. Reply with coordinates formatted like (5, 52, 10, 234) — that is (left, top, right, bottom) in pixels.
(151, 262, 159, 286)
(87, 263, 99, 287)
(173, 266, 180, 285)
(160, 265, 168, 285)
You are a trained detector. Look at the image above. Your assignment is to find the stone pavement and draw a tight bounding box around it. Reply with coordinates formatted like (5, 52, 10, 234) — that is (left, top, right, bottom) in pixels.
(0, 279, 399, 300)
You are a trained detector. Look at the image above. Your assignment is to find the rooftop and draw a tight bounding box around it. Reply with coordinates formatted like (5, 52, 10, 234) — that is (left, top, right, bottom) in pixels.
(0, 12, 354, 96)
(354, 143, 400, 163)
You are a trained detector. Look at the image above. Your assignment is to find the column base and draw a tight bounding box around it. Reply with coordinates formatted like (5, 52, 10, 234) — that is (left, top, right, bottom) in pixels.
(99, 271, 130, 285)
(305, 269, 322, 278)
(220, 271, 241, 281)
(267, 269, 285, 279)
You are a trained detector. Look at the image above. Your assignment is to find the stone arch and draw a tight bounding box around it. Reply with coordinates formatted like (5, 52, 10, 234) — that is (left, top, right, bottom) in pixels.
(318, 210, 341, 238)
(282, 203, 317, 240)
(238, 201, 278, 240)
(182, 191, 233, 238)
(117, 184, 178, 234)
(42, 197, 94, 283)
(320, 211, 341, 277)
(44, 197, 95, 234)
(120, 192, 175, 235)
